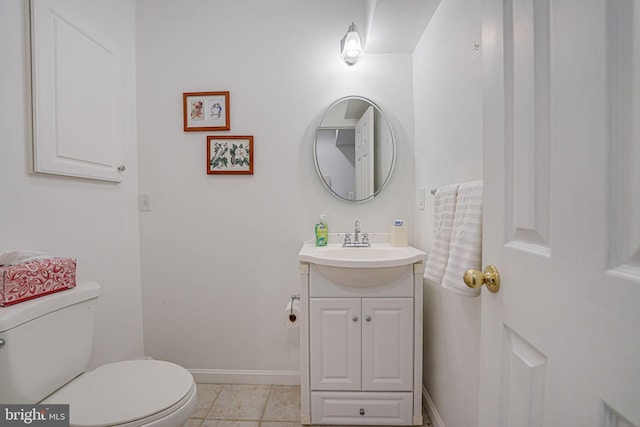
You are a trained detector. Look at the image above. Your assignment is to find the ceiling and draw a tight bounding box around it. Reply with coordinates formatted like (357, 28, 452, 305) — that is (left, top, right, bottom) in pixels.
(363, 0, 440, 54)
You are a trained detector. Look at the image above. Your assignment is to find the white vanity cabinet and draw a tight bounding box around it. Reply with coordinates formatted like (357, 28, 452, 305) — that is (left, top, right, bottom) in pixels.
(299, 258, 425, 426)
(310, 297, 413, 391)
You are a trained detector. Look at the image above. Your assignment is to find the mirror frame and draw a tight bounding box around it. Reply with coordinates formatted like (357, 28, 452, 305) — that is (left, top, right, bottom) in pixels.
(313, 96, 396, 203)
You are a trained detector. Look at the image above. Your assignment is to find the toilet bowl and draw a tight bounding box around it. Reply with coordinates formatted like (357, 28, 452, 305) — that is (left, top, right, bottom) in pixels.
(43, 360, 197, 427)
(0, 281, 196, 427)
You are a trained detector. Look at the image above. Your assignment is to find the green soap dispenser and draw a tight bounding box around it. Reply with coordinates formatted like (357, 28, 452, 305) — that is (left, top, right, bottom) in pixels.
(315, 214, 328, 246)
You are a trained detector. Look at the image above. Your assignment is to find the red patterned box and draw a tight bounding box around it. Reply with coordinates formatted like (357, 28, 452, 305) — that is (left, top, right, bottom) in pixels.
(0, 258, 76, 306)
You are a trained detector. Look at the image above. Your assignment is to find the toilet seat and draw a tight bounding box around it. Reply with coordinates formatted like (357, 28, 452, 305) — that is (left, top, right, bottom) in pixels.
(42, 360, 196, 427)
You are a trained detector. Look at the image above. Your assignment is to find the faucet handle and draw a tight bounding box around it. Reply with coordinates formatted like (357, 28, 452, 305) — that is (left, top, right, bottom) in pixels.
(362, 233, 369, 245)
(343, 233, 352, 245)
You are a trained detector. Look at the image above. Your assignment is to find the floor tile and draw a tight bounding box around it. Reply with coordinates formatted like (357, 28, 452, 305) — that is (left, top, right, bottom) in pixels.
(182, 418, 203, 427)
(262, 386, 301, 422)
(192, 383, 225, 418)
(260, 423, 302, 427)
(206, 384, 271, 421)
(201, 421, 260, 427)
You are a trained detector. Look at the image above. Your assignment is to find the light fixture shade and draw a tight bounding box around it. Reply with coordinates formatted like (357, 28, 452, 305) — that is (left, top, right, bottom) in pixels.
(340, 22, 364, 66)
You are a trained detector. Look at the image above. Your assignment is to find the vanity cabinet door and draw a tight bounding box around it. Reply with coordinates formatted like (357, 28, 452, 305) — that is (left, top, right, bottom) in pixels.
(310, 298, 361, 390)
(361, 298, 414, 391)
(310, 297, 414, 392)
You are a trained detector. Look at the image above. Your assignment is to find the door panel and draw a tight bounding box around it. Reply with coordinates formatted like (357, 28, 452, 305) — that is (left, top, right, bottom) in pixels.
(606, 0, 640, 280)
(504, 0, 551, 254)
(355, 106, 374, 200)
(30, 0, 126, 181)
(501, 326, 547, 427)
(361, 298, 413, 391)
(481, 0, 640, 426)
(310, 298, 361, 390)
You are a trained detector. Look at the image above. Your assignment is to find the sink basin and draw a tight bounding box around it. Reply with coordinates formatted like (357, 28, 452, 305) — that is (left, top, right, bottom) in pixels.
(298, 243, 426, 287)
(298, 243, 426, 268)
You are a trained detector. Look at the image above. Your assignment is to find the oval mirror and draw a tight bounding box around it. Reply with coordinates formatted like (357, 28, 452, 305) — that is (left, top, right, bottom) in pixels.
(314, 96, 395, 202)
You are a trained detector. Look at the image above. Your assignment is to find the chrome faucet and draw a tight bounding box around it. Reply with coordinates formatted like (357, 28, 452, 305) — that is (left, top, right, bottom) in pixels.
(343, 220, 370, 247)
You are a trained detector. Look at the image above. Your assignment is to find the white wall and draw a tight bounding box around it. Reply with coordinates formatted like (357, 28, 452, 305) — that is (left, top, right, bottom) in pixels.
(136, 0, 415, 379)
(413, 0, 483, 426)
(1, 3, 485, 419)
(0, 0, 143, 369)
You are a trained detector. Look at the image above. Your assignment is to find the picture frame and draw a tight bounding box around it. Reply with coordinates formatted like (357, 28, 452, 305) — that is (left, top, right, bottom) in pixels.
(183, 91, 230, 131)
(207, 136, 253, 175)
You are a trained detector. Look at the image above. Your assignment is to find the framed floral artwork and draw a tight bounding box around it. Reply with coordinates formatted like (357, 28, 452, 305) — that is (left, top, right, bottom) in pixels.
(183, 91, 230, 131)
(207, 136, 253, 175)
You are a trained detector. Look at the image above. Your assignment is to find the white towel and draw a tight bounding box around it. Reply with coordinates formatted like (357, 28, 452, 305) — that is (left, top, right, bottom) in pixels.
(424, 184, 459, 283)
(442, 180, 483, 297)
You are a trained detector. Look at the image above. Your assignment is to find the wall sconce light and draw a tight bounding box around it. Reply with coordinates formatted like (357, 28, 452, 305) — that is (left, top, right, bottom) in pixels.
(340, 22, 364, 66)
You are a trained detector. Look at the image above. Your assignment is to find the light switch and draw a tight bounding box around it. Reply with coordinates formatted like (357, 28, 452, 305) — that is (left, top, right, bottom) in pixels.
(418, 188, 426, 210)
(139, 192, 152, 212)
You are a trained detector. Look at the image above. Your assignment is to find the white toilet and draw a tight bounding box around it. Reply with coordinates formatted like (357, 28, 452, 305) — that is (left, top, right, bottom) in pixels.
(0, 281, 197, 427)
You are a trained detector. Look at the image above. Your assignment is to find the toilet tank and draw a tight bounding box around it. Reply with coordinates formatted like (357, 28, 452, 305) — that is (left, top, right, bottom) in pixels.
(0, 281, 100, 403)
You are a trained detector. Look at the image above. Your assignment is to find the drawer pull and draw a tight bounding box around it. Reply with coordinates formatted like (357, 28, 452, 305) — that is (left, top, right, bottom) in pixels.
(359, 408, 365, 416)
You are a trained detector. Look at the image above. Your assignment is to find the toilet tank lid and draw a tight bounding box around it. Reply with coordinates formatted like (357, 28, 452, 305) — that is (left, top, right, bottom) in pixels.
(0, 281, 100, 333)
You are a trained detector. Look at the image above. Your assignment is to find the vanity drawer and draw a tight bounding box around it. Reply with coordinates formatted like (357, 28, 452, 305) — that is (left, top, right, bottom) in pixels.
(309, 264, 414, 297)
(311, 391, 413, 425)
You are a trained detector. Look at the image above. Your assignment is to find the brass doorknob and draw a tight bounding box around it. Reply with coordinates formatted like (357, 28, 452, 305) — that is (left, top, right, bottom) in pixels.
(463, 265, 500, 293)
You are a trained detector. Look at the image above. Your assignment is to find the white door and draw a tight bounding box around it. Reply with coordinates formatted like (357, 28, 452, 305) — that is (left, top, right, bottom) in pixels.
(480, 0, 640, 426)
(355, 106, 375, 200)
(310, 298, 361, 391)
(361, 298, 413, 391)
(30, 0, 126, 182)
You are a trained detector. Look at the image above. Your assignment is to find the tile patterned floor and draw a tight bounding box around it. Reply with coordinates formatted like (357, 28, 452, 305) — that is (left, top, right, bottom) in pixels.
(185, 384, 300, 427)
(184, 383, 433, 427)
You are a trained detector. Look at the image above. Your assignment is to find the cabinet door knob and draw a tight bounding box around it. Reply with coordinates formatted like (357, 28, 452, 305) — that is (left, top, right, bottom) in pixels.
(359, 408, 365, 415)
(352, 315, 358, 322)
(365, 315, 371, 322)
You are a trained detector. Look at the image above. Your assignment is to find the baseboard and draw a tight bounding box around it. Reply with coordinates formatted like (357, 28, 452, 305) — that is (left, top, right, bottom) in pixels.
(189, 369, 301, 385)
(422, 385, 445, 427)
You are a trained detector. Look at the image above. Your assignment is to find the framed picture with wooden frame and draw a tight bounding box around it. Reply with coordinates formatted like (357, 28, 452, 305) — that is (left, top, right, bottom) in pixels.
(207, 136, 253, 175)
(183, 91, 230, 131)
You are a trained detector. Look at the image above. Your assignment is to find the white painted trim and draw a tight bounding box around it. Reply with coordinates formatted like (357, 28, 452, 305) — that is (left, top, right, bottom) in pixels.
(413, 262, 424, 425)
(422, 385, 445, 427)
(300, 262, 311, 423)
(189, 369, 301, 385)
